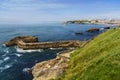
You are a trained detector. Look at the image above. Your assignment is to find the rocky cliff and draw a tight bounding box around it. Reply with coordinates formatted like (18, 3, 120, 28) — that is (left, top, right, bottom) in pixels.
(32, 50, 72, 80)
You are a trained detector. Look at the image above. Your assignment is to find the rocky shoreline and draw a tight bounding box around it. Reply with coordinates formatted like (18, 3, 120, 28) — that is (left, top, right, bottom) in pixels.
(32, 50, 73, 80)
(4, 36, 88, 80)
(32, 41, 89, 80)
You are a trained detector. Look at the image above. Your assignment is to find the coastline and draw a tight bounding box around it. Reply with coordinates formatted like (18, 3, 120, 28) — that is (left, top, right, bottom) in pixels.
(0, 22, 117, 80)
(31, 40, 89, 80)
(65, 19, 120, 26)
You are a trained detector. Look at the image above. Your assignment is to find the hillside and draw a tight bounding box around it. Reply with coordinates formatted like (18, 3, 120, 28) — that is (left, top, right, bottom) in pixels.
(58, 28, 120, 80)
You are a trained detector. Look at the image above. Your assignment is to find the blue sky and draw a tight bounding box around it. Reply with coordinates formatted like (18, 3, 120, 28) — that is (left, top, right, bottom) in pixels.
(0, 0, 120, 23)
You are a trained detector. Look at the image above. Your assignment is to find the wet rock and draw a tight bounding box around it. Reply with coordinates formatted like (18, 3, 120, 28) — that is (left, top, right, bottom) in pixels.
(75, 32, 83, 35)
(86, 28, 99, 33)
(103, 27, 110, 29)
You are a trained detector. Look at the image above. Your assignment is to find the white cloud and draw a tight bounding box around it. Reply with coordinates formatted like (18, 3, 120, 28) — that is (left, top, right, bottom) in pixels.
(0, 0, 120, 24)
(0, 0, 70, 23)
(1, 0, 67, 11)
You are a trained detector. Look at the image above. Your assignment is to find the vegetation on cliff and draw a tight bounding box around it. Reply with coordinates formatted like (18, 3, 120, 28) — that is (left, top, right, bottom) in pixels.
(57, 28, 120, 80)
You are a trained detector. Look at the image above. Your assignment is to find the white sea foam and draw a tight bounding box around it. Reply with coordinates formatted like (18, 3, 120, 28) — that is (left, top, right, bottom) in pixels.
(14, 53, 23, 57)
(50, 48, 57, 50)
(3, 48, 9, 53)
(16, 47, 43, 53)
(3, 57, 10, 61)
(0, 64, 12, 72)
(100, 28, 104, 31)
(7, 50, 9, 53)
(50, 48, 63, 50)
(22, 68, 32, 73)
(2, 44, 6, 46)
(2, 53, 7, 57)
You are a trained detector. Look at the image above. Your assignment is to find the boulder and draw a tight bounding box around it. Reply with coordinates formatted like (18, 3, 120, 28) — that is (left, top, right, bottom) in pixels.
(103, 26, 110, 29)
(86, 28, 99, 33)
(75, 32, 83, 35)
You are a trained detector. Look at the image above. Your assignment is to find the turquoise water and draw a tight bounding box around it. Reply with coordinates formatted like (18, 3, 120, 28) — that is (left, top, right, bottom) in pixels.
(0, 23, 114, 80)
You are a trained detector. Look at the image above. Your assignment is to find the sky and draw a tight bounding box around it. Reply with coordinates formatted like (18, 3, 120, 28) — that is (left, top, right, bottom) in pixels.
(0, 0, 120, 24)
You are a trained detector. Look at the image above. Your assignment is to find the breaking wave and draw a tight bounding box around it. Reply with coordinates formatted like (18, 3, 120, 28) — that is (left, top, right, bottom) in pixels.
(3, 57, 10, 61)
(13, 53, 23, 57)
(49, 48, 63, 50)
(3, 48, 9, 53)
(16, 47, 43, 53)
(22, 68, 32, 73)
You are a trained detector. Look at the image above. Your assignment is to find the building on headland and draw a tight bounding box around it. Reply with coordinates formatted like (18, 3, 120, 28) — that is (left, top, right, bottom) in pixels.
(66, 19, 120, 25)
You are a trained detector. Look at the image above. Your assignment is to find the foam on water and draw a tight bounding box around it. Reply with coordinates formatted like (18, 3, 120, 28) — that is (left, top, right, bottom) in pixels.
(14, 53, 23, 57)
(3, 57, 10, 61)
(3, 48, 9, 54)
(16, 47, 43, 53)
(6, 50, 9, 53)
(50, 48, 63, 50)
(2, 53, 7, 57)
(0, 64, 12, 72)
(100, 28, 104, 31)
(22, 68, 32, 73)
(2, 44, 6, 47)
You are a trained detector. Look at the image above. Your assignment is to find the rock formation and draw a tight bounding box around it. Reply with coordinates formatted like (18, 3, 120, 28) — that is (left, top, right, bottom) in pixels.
(103, 26, 110, 29)
(32, 50, 72, 80)
(4, 36, 38, 47)
(17, 40, 84, 50)
(32, 41, 89, 80)
(86, 28, 99, 33)
(75, 32, 83, 35)
(4, 36, 86, 50)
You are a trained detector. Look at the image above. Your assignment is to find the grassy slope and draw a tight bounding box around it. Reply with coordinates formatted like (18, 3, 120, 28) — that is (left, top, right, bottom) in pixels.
(59, 28, 120, 80)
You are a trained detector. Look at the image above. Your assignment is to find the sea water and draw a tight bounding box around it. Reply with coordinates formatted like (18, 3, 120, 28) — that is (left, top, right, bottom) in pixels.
(0, 22, 115, 80)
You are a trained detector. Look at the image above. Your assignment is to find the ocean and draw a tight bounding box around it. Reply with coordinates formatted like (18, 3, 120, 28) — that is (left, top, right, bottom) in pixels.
(0, 22, 115, 80)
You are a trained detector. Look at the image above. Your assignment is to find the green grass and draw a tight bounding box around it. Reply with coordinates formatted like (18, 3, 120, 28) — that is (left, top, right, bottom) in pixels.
(57, 28, 120, 80)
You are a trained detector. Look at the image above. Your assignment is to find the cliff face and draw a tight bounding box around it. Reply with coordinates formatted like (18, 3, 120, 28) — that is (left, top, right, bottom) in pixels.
(32, 50, 72, 80)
